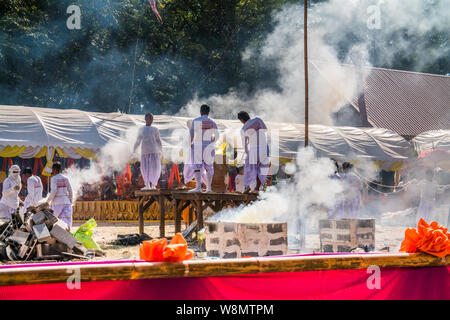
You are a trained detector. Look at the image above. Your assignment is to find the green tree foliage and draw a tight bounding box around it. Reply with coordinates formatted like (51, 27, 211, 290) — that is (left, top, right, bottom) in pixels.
(0, 0, 447, 114)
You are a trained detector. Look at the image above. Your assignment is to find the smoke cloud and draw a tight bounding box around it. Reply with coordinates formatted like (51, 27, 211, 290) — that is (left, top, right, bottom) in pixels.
(178, 0, 449, 125)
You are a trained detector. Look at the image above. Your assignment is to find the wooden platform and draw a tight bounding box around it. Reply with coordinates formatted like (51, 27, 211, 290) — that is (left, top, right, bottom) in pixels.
(135, 189, 259, 237)
(0, 253, 448, 287)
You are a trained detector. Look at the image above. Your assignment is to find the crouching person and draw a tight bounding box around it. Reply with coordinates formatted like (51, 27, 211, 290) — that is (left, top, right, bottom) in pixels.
(48, 162, 73, 230)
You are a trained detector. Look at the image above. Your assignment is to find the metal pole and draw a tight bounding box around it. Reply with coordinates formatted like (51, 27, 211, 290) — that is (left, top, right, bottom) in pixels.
(304, 0, 309, 147)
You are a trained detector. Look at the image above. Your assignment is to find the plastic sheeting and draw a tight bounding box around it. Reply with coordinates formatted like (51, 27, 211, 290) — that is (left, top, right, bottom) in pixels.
(0, 105, 414, 161)
(412, 130, 450, 154)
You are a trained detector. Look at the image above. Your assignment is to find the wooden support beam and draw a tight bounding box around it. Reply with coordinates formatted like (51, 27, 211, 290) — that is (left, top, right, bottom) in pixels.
(158, 195, 166, 238)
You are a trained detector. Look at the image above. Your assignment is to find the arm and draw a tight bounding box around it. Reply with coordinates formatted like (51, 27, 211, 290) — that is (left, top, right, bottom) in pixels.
(240, 129, 248, 154)
(213, 123, 220, 144)
(190, 121, 195, 144)
(47, 178, 57, 204)
(27, 178, 35, 203)
(67, 178, 73, 204)
(156, 128, 163, 153)
(2, 180, 16, 197)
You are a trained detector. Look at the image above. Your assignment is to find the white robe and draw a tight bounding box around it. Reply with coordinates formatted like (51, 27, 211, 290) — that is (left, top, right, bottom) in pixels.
(24, 175, 43, 209)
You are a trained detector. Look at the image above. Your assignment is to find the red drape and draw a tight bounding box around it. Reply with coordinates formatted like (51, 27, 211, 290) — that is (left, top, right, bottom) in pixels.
(0, 262, 448, 300)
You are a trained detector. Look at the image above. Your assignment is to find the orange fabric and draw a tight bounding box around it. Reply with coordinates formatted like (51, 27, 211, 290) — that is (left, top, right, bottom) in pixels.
(139, 233, 194, 262)
(399, 218, 450, 258)
(123, 163, 131, 183)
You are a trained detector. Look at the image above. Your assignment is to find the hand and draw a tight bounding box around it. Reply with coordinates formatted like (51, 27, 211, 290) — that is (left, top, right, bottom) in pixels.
(14, 185, 20, 191)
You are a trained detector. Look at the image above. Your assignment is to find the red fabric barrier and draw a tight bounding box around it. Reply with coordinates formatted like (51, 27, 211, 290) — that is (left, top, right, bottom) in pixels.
(0, 265, 448, 300)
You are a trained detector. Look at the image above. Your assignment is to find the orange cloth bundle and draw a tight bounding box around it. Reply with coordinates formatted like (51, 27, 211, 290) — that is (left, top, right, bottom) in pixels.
(139, 233, 194, 262)
(400, 218, 450, 258)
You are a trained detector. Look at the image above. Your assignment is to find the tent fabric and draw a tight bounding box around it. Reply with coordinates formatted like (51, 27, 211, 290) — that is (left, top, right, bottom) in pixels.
(0, 105, 413, 162)
(0, 265, 448, 300)
(412, 130, 450, 154)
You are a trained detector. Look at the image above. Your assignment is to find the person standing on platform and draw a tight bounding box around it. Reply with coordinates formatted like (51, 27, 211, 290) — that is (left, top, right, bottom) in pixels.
(22, 167, 43, 211)
(238, 111, 270, 193)
(48, 162, 73, 230)
(189, 104, 220, 193)
(0, 165, 22, 221)
(134, 113, 163, 190)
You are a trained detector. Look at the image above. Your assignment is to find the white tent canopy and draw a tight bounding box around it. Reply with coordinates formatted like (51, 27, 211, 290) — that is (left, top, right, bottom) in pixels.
(0, 105, 413, 162)
(412, 130, 450, 155)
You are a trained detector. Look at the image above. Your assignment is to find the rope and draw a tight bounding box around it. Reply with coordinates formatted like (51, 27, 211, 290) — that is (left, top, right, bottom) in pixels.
(353, 169, 410, 190)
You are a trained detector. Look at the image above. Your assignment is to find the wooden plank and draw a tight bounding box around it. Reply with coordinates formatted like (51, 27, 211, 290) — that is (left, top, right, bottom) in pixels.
(158, 195, 166, 238)
(138, 198, 144, 235)
(0, 253, 448, 287)
(174, 200, 181, 233)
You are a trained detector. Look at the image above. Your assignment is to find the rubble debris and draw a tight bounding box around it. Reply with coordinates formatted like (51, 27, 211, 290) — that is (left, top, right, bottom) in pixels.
(113, 233, 152, 246)
(0, 203, 89, 262)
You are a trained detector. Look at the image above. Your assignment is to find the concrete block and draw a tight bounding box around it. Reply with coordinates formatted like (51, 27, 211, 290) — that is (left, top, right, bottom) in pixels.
(205, 221, 287, 258)
(32, 223, 52, 242)
(32, 211, 46, 225)
(9, 230, 30, 246)
(50, 224, 78, 249)
(319, 219, 375, 253)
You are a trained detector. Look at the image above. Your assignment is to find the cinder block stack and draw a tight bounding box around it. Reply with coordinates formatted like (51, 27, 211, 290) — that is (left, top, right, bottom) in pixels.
(205, 221, 288, 258)
(0, 202, 88, 261)
(319, 219, 375, 253)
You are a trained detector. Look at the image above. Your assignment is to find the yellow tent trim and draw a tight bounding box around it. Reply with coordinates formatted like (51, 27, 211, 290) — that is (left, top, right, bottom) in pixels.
(56, 147, 68, 158)
(75, 148, 98, 160)
(0, 145, 27, 157)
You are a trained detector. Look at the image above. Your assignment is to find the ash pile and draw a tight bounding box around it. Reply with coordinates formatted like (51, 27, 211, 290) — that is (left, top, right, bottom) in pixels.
(0, 203, 88, 262)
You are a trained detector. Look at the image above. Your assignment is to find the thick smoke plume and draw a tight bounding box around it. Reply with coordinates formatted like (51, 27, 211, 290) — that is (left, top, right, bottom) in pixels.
(178, 0, 449, 125)
(210, 147, 344, 238)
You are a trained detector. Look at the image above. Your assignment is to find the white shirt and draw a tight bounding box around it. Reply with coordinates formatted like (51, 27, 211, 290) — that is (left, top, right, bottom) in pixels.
(24, 175, 43, 209)
(135, 125, 163, 155)
(241, 117, 269, 162)
(48, 173, 73, 205)
(190, 115, 219, 147)
(0, 176, 21, 209)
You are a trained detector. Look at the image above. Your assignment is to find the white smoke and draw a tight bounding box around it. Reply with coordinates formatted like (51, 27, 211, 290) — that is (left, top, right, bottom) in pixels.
(178, 0, 449, 125)
(210, 147, 344, 237)
(64, 126, 141, 203)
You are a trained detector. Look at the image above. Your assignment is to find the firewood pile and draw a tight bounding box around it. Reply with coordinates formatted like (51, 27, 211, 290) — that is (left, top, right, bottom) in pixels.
(0, 202, 89, 262)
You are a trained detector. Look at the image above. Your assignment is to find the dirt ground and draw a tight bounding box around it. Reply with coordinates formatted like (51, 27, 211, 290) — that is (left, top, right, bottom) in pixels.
(0, 220, 409, 265)
(73, 221, 407, 261)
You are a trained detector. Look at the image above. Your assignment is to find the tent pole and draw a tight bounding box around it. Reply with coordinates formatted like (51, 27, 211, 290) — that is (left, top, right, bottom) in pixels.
(304, 0, 309, 147)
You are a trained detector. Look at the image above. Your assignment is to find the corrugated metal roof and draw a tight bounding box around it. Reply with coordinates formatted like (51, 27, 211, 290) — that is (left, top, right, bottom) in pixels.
(313, 62, 450, 138)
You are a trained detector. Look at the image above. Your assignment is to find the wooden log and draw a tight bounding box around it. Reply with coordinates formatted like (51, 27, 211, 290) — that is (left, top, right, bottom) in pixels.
(0, 253, 447, 287)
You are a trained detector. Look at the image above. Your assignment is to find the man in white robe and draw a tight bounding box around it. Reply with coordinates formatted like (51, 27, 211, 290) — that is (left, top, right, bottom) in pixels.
(238, 111, 270, 193)
(47, 162, 73, 230)
(188, 104, 220, 193)
(21, 167, 43, 212)
(134, 113, 163, 190)
(0, 165, 22, 221)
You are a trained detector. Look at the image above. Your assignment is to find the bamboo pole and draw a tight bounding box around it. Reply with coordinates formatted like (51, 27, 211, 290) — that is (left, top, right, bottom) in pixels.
(304, 0, 309, 147)
(0, 253, 448, 287)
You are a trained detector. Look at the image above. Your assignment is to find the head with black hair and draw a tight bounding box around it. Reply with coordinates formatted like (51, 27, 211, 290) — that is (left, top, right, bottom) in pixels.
(237, 111, 250, 124)
(342, 162, 354, 173)
(200, 104, 210, 116)
(52, 161, 63, 175)
(22, 167, 33, 184)
(145, 112, 154, 126)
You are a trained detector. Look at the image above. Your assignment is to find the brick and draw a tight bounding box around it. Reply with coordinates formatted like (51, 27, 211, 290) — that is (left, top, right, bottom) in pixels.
(50, 224, 79, 249)
(18, 244, 29, 259)
(32, 211, 46, 225)
(32, 223, 52, 242)
(9, 230, 30, 245)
